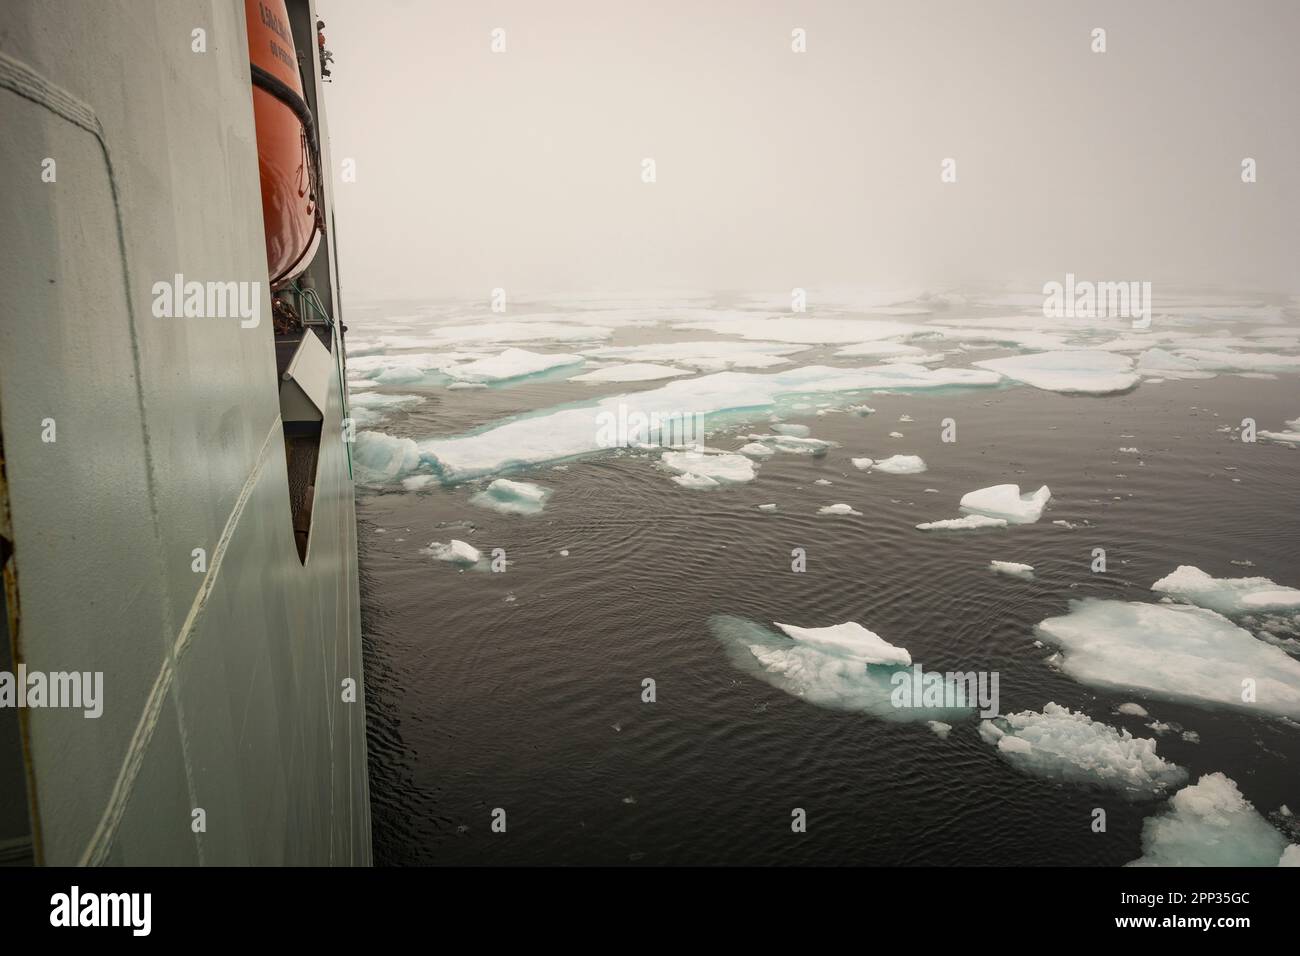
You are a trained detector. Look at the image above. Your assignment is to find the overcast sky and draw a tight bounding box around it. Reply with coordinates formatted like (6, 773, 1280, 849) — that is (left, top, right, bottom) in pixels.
(317, 0, 1299, 303)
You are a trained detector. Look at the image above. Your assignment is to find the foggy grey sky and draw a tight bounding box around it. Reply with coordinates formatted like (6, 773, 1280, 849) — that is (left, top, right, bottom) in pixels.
(317, 0, 1299, 303)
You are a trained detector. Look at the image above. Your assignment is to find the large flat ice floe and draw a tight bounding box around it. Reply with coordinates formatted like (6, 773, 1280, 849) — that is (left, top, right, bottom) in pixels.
(708, 615, 973, 721)
(469, 478, 551, 515)
(675, 316, 919, 345)
(1152, 565, 1300, 614)
(990, 560, 1034, 579)
(444, 347, 585, 384)
(960, 483, 1052, 523)
(660, 451, 756, 487)
(580, 340, 805, 371)
(1127, 773, 1294, 866)
(568, 363, 691, 383)
(972, 351, 1140, 394)
(1035, 599, 1300, 718)
(390, 362, 1000, 483)
(978, 703, 1187, 797)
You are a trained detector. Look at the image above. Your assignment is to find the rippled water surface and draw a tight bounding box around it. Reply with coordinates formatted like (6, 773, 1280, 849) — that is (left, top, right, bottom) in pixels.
(354, 298, 1300, 865)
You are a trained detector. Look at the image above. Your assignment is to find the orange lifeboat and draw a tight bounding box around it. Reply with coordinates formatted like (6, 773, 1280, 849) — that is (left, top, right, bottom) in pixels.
(245, 0, 322, 288)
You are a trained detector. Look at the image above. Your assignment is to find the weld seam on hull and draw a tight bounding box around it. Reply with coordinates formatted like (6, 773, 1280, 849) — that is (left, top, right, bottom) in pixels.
(79, 416, 282, 866)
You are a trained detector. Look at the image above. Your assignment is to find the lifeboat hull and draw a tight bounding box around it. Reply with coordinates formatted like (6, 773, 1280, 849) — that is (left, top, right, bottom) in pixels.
(246, 0, 320, 288)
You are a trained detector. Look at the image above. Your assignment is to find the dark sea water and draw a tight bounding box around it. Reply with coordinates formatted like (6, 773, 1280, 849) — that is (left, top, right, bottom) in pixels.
(355, 321, 1300, 866)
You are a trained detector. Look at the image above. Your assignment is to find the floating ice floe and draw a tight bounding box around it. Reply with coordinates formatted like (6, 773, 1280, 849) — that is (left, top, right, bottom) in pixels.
(758, 503, 777, 512)
(973, 351, 1140, 394)
(834, 341, 926, 358)
(738, 442, 775, 458)
(568, 362, 691, 383)
(978, 703, 1186, 797)
(373, 362, 1000, 483)
(354, 430, 422, 483)
(916, 515, 1008, 531)
(676, 317, 918, 345)
(660, 451, 756, 486)
(1259, 417, 1300, 445)
(1117, 703, 1150, 717)
(580, 340, 804, 371)
(1034, 599, 1300, 718)
(444, 347, 585, 384)
(771, 423, 811, 437)
(990, 560, 1034, 579)
(851, 457, 874, 470)
(347, 391, 423, 426)
(818, 504, 862, 516)
(960, 483, 1052, 524)
(427, 321, 614, 346)
(347, 350, 481, 385)
(773, 622, 912, 666)
(1127, 773, 1294, 867)
(708, 615, 973, 721)
(469, 478, 551, 515)
(420, 539, 481, 566)
(743, 434, 834, 456)
(927, 721, 952, 739)
(1151, 565, 1300, 615)
(870, 454, 927, 475)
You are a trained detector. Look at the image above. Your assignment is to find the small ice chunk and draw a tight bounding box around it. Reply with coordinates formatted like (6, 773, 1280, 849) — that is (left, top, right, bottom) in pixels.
(1127, 773, 1291, 866)
(978, 703, 1186, 797)
(818, 503, 862, 516)
(989, 560, 1034, 579)
(738, 442, 775, 458)
(661, 450, 756, 485)
(851, 457, 874, 470)
(421, 539, 481, 565)
(469, 478, 551, 516)
(757, 503, 777, 512)
(814, 478, 833, 485)
(960, 484, 1052, 524)
(672, 472, 720, 489)
(916, 515, 1008, 531)
(1151, 565, 1300, 615)
(927, 721, 953, 739)
(871, 454, 927, 475)
(1117, 703, 1150, 717)
(888, 431, 904, 439)
(746, 434, 834, 455)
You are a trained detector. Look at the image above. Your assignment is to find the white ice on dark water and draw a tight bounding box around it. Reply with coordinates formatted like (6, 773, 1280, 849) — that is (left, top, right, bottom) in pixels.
(851, 457, 874, 470)
(818, 504, 862, 516)
(972, 351, 1140, 394)
(743, 434, 834, 455)
(708, 615, 973, 722)
(927, 721, 952, 739)
(869, 454, 927, 474)
(395, 362, 999, 483)
(960, 483, 1052, 523)
(990, 560, 1034, 579)
(420, 539, 481, 566)
(772, 622, 913, 666)
(1117, 703, 1150, 717)
(1035, 599, 1300, 718)
(660, 450, 756, 486)
(1127, 773, 1293, 867)
(469, 478, 551, 515)
(1152, 565, 1300, 614)
(978, 703, 1186, 797)
(916, 514, 1008, 531)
